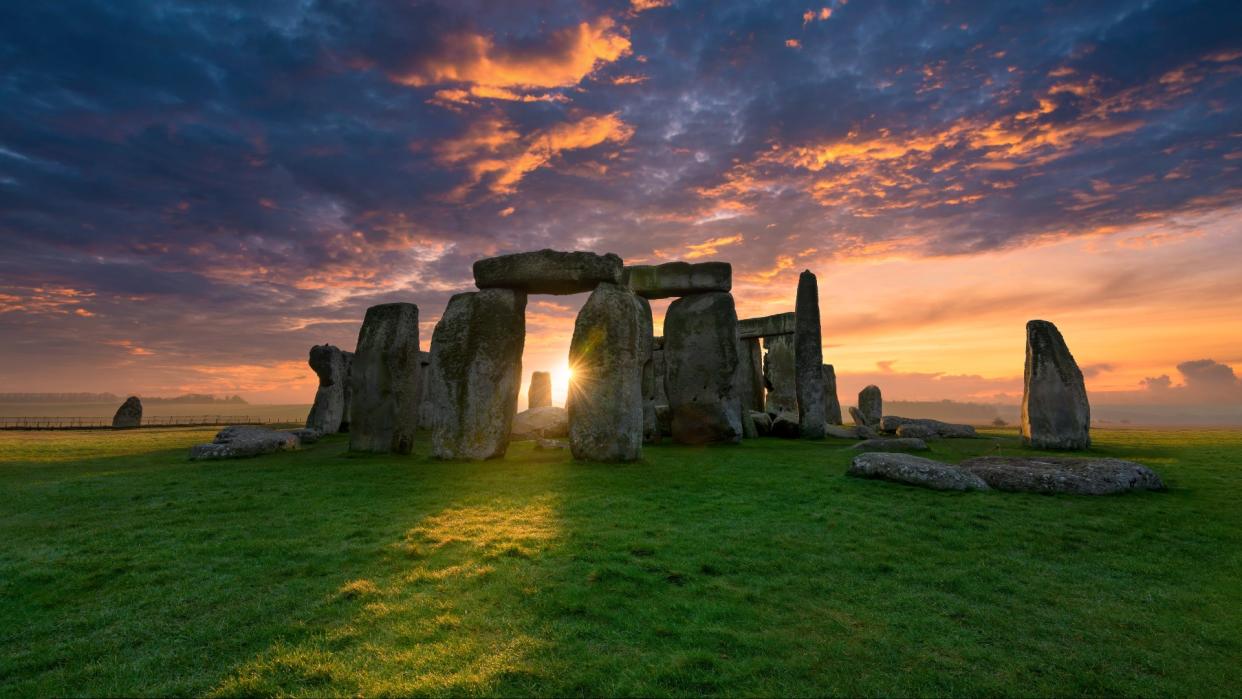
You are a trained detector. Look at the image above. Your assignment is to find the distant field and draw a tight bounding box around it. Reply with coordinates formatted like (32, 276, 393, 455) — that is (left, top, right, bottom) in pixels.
(1, 427, 1239, 697)
(0, 402, 310, 421)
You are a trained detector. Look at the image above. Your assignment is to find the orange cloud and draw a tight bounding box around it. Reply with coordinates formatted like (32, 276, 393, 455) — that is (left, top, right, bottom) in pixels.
(630, 0, 672, 11)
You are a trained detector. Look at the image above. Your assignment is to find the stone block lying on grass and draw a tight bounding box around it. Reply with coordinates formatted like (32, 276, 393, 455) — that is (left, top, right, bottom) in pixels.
(848, 452, 990, 492)
(189, 426, 301, 460)
(880, 415, 977, 438)
(958, 456, 1165, 495)
(511, 406, 568, 440)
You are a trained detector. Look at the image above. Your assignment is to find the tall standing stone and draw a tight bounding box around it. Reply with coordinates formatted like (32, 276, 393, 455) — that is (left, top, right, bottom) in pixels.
(349, 303, 421, 454)
(111, 396, 142, 429)
(426, 289, 526, 460)
(764, 334, 797, 414)
(794, 270, 826, 438)
(1022, 319, 1091, 450)
(736, 337, 765, 412)
(305, 344, 349, 434)
(637, 297, 659, 444)
(823, 364, 843, 425)
(858, 385, 882, 427)
(528, 371, 552, 409)
(340, 351, 354, 432)
(664, 292, 743, 444)
(568, 283, 647, 461)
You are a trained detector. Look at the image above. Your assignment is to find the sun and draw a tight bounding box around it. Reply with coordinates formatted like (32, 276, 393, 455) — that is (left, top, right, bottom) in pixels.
(551, 364, 574, 406)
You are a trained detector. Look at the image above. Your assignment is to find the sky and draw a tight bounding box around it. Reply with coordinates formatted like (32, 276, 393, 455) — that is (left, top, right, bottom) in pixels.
(1, 0, 1240, 409)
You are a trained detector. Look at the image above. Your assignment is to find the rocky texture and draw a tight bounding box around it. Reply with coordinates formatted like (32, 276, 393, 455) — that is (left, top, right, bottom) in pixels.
(852, 437, 930, 452)
(511, 406, 569, 439)
(1022, 320, 1091, 450)
(568, 283, 647, 461)
(895, 424, 940, 440)
(770, 411, 800, 439)
(736, 337, 766, 412)
(637, 297, 659, 445)
(738, 312, 796, 339)
(340, 351, 354, 432)
(825, 424, 860, 439)
(655, 404, 672, 436)
(763, 334, 797, 414)
(473, 249, 622, 295)
(623, 261, 731, 299)
(416, 351, 435, 430)
(349, 303, 421, 454)
(305, 344, 349, 434)
(189, 425, 300, 460)
(426, 289, 526, 460)
(959, 456, 1164, 495)
(111, 396, 142, 429)
(823, 364, 843, 426)
(848, 407, 867, 427)
(749, 411, 773, 436)
(290, 428, 322, 445)
(848, 453, 990, 492)
(651, 341, 669, 405)
(794, 270, 825, 439)
(857, 385, 882, 427)
(880, 416, 977, 439)
(741, 411, 759, 438)
(528, 371, 552, 409)
(664, 291, 743, 444)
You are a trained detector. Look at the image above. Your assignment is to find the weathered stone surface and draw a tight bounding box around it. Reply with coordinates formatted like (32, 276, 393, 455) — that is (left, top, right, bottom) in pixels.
(349, 303, 421, 454)
(111, 396, 142, 429)
(473, 249, 623, 295)
(735, 337, 765, 412)
(895, 424, 940, 440)
(858, 385, 882, 427)
(852, 437, 930, 452)
(623, 261, 731, 299)
(742, 411, 759, 438)
(638, 297, 659, 445)
(880, 415, 977, 438)
(770, 411, 800, 439)
(1022, 320, 1091, 450)
(416, 351, 434, 430)
(959, 456, 1164, 495)
(535, 438, 570, 450)
(763, 334, 797, 414)
(528, 371, 552, 409)
(651, 343, 669, 405)
(823, 364, 843, 425)
(848, 453, 990, 492)
(306, 344, 349, 434)
(290, 428, 322, 444)
(664, 291, 743, 444)
(189, 425, 300, 460)
(340, 351, 354, 432)
(749, 410, 773, 436)
(738, 312, 796, 339)
(427, 290, 526, 460)
(568, 283, 647, 461)
(795, 270, 826, 439)
(511, 406, 568, 439)
(825, 424, 860, 440)
(655, 404, 672, 436)
(849, 406, 867, 427)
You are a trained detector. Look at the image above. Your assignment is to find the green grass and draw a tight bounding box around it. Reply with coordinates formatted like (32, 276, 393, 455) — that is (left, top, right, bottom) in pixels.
(1, 426, 1239, 697)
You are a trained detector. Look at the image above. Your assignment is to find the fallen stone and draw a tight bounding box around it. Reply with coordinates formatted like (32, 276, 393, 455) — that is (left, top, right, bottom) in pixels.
(1022, 319, 1091, 450)
(749, 410, 773, 436)
(349, 303, 421, 454)
(111, 396, 142, 429)
(763, 334, 797, 414)
(190, 425, 300, 460)
(473, 249, 623, 295)
(959, 456, 1164, 495)
(535, 438, 571, 451)
(305, 344, 349, 434)
(568, 282, 647, 461)
(848, 453, 990, 492)
(738, 312, 796, 339)
(664, 291, 743, 445)
(823, 364, 843, 426)
(895, 423, 940, 440)
(852, 437, 930, 452)
(825, 424, 860, 439)
(795, 270, 825, 439)
(858, 385, 882, 427)
(623, 261, 731, 299)
(528, 371, 552, 409)
(511, 406, 569, 439)
(879, 415, 978, 438)
(290, 428, 322, 444)
(770, 411, 800, 439)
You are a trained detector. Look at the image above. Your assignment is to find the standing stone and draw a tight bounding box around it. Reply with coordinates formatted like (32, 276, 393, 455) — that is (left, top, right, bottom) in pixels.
(349, 303, 421, 454)
(568, 283, 647, 461)
(111, 396, 142, 429)
(528, 371, 552, 409)
(1022, 319, 1091, 450)
(305, 344, 349, 434)
(416, 351, 434, 429)
(823, 364, 843, 425)
(736, 337, 765, 412)
(340, 351, 354, 432)
(763, 334, 797, 414)
(664, 292, 743, 445)
(794, 270, 826, 438)
(637, 297, 659, 444)
(651, 337, 669, 405)
(426, 289, 526, 460)
(858, 385, 882, 427)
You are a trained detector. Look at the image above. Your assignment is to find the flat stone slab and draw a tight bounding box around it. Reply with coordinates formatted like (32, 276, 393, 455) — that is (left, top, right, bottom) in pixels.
(189, 426, 300, 460)
(848, 453, 990, 491)
(958, 456, 1165, 495)
(623, 261, 731, 299)
(738, 312, 796, 339)
(880, 415, 977, 438)
(473, 249, 622, 295)
(852, 437, 930, 452)
(825, 424, 860, 439)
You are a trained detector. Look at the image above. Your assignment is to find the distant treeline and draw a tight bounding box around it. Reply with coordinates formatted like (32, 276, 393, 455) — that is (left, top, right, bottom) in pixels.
(0, 393, 248, 404)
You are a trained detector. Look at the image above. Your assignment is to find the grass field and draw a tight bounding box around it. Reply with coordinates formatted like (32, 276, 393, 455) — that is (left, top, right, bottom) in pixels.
(1, 426, 1239, 697)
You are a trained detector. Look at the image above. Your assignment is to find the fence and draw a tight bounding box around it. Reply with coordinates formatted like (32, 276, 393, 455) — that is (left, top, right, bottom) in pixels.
(0, 415, 291, 431)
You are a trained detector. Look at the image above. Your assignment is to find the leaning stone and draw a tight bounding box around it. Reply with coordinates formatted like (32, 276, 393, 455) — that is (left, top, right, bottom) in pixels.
(849, 406, 867, 427)
(189, 425, 300, 460)
(511, 406, 569, 440)
(959, 456, 1164, 495)
(623, 261, 731, 299)
(825, 424, 860, 440)
(111, 396, 142, 429)
(427, 289, 526, 460)
(848, 453, 990, 492)
(528, 371, 552, 409)
(738, 312, 796, 339)
(305, 344, 349, 434)
(823, 364, 843, 426)
(770, 411, 800, 439)
(473, 249, 623, 295)
(568, 283, 647, 461)
(795, 270, 826, 438)
(763, 334, 797, 414)
(1022, 320, 1091, 450)
(749, 410, 773, 436)
(349, 303, 421, 454)
(852, 437, 929, 452)
(664, 292, 743, 445)
(858, 385, 882, 427)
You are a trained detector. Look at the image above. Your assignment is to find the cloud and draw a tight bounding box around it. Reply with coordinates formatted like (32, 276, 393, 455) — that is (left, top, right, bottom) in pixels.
(1127, 359, 1242, 404)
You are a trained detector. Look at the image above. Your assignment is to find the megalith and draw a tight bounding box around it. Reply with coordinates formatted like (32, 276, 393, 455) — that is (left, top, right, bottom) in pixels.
(305, 344, 349, 434)
(349, 303, 421, 454)
(568, 283, 647, 461)
(473, 249, 622, 295)
(112, 396, 142, 429)
(426, 289, 527, 460)
(763, 334, 797, 414)
(528, 371, 552, 409)
(823, 364, 843, 425)
(664, 291, 743, 444)
(736, 337, 765, 412)
(857, 385, 882, 427)
(623, 261, 731, 299)
(637, 297, 659, 444)
(340, 351, 354, 432)
(794, 270, 826, 438)
(1021, 319, 1091, 450)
